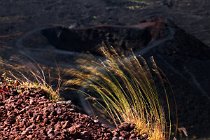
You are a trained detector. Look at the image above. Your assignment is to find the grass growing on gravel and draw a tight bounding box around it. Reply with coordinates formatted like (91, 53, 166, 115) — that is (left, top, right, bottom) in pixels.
(0, 61, 61, 101)
(65, 46, 171, 140)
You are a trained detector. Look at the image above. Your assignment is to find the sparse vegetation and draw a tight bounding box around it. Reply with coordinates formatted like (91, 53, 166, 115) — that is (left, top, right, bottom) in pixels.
(126, 0, 149, 10)
(65, 46, 172, 140)
(127, 5, 144, 10)
(0, 60, 61, 101)
(0, 43, 174, 139)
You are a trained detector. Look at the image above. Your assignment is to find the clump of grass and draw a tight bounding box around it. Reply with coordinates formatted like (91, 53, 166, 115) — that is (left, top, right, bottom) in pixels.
(127, 5, 145, 10)
(65, 46, 172, 139)
(18, 81, 60, 101)
(0, 60, 61, 101)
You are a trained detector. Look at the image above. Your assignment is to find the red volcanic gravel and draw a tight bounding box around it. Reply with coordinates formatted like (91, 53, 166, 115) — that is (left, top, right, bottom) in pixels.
(0, 77, 148, 140)
(0, 88, 112, 139)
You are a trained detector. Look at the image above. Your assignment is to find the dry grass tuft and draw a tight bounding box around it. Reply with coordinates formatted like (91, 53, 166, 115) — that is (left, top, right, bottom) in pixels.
(0, 59, 61, 101)
(65, 46, 172, 139)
